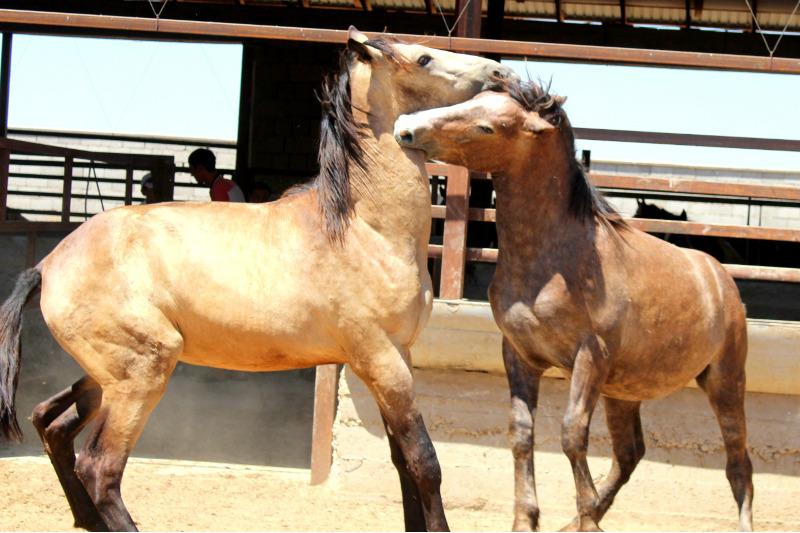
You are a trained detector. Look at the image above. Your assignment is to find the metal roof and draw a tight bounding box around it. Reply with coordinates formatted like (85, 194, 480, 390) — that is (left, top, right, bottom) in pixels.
(243, 0, 799, 31)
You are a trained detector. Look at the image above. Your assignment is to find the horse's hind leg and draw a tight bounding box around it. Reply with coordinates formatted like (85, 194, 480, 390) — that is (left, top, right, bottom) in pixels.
(562, 398, 644, 530)
(31, 376, 107, 531)
(696, 335, 753, 531)
(502, 338, 545, 531)
(74, 377, 172, 532)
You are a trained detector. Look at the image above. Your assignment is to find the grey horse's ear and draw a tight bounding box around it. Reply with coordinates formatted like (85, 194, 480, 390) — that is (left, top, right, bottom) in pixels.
(347, 26, 376, 62)
(553, 94, 567, 106)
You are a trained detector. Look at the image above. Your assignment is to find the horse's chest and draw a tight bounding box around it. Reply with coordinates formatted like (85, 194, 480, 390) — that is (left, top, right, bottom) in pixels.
(491, 274, 580, 365)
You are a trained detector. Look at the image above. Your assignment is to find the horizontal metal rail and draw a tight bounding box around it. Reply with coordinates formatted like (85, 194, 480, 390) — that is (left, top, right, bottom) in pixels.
(3, 9, 800, 74)
(576, 130, 800, 152)
(589, 173, 800, 200)
(1, 137, 173, 167)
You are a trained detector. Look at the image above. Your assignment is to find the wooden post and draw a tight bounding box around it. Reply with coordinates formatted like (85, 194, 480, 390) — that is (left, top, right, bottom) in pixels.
(310, 364, 340, 485)
(124, 167, 134, 206)
(151, 158, 175, 203)
(0, 33, 11, 138)
(455, 0, 483, 38)
(61, 156, 73, 222)
(439, 166, 470, 300)
(25, 231, 36, 267)
(0, 146, 8, 222)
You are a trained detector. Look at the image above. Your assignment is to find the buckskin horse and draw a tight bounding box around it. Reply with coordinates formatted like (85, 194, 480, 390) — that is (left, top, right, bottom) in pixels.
(0, 28, 516, 532)
(394, 84, 753, 531)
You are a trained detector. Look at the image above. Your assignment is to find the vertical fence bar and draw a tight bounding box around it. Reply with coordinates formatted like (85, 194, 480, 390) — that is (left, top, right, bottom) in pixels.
(439, 166, 470, 299)
(124, 167, 134, 206)
(0, 146, 8, 222)
(310, 364, 340, 485)
(25, 231, 37, 268)
(61, 156, 73, 222)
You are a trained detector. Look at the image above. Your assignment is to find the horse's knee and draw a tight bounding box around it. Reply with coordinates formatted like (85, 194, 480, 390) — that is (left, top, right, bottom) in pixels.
(408, 435, 442, 491)
(509, 404, 533, 460)
(561, 412, 589, 461)
(726, 452, 753, 484)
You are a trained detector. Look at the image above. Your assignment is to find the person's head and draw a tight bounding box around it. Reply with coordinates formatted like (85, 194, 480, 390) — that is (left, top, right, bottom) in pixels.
(248, 182, 273, 203)
(140, 172, 156, 204)
(188, 148, 217, 186)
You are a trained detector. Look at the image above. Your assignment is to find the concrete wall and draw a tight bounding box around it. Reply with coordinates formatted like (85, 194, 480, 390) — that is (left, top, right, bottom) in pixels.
(413, 300, 800, 396)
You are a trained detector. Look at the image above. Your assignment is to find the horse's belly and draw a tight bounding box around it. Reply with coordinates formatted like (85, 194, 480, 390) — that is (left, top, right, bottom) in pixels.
(602, 342, 719, 401)
(177, 313, 344, 372)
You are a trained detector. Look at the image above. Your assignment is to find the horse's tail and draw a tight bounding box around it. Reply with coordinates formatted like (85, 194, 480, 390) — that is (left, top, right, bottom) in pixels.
(0, 268, 42, 442)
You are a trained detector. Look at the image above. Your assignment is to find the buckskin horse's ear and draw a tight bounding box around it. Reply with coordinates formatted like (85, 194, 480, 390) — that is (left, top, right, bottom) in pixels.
(347, 26, 374, 62)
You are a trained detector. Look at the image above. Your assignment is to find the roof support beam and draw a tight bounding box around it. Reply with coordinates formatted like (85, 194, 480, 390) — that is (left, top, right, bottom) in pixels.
(555, 0, 565, 22)
(424, 0, 435, 14)
(0, 33, 11, 138)
(619, 0, 627, 25)
(684, 0, 692, 28)
(2, 9, 800, 73)
(486, 0, 506, 39)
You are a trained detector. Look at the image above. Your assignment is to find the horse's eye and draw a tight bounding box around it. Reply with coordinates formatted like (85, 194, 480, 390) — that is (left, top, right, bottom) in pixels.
(417, 55, 432, 67)
(478, 125, 494, 134)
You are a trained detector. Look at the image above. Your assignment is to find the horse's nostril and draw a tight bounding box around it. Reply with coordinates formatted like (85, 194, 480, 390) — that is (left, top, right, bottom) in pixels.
(399, 130, 414, 144)
(493, 69, 506, 79)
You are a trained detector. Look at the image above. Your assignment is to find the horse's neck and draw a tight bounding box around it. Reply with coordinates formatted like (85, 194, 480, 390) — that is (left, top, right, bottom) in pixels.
(493, 141, 590, 264)
(348, 76, 432, 251)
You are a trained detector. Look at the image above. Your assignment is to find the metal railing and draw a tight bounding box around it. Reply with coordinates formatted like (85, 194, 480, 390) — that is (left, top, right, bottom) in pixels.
(426, 163, 800, 299)
(0, 136, 175, 266)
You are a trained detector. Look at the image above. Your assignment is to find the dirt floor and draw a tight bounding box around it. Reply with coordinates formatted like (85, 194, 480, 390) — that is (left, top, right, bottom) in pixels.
(1, 453, 799, 532)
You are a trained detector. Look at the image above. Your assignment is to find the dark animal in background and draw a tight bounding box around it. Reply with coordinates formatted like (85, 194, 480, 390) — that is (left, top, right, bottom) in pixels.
(634, 198, 745, 264)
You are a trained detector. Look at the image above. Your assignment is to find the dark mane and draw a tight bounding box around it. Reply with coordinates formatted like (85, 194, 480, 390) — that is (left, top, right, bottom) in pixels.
(312, 37, 405, 242)
(505, 81, 628, 231)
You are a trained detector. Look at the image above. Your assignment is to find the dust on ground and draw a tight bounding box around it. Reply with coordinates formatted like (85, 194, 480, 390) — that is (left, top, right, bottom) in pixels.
(2, 454, 799, 532)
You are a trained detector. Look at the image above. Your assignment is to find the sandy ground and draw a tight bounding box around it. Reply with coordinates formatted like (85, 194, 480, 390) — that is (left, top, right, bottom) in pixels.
(1, 454, 798, 532)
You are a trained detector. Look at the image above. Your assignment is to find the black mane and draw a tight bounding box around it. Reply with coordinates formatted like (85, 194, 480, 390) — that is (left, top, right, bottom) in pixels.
(505, 81, 628, 231)
(312, 37, 404, 243)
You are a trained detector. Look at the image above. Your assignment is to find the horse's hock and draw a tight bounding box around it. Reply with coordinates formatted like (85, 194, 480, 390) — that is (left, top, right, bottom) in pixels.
(329, 301, 800, 530)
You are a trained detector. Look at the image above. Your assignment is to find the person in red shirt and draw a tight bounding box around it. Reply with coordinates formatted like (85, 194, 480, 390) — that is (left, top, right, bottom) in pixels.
(188, 148, 245, 202)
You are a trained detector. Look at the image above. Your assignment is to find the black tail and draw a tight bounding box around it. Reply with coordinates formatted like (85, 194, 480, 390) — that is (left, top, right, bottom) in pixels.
(0, 268, 42, 442)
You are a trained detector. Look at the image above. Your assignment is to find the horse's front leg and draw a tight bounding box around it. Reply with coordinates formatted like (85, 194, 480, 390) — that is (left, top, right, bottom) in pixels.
(561, 335, 610, 532)
(502, 338, 546, 531)
(351, 343, 449, 532)
(380, 413, 425, 531)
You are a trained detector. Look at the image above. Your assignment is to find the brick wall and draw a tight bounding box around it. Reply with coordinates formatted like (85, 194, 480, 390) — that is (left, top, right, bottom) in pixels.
(596, 160, 800, 228)
(5, 130, 236, 220)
